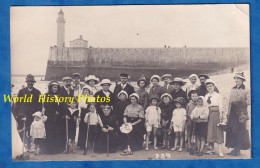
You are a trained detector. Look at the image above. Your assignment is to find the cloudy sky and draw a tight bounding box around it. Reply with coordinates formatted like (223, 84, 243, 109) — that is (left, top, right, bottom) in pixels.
(10, 5, 249, 75)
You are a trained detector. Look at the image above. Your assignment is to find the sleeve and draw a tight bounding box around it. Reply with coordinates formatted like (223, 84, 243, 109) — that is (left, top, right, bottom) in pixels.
(143, 92, 149, 110)
(190, 108, 195, 119)
(183, 109, 187, 120)
(84, 113, 89, 123)
(200, 106, 209, 119)
(158, 107, 161, 114)
(145, 107, 149, 119)
(139, 106, 145, 118)
(98, 115, 103, 127)
(171, 110, 175, 122)
(217, 93, 224, 114)
(123, 105, 129, 116)
(37, 90, 43, 111)
(30, 123, 34, 138)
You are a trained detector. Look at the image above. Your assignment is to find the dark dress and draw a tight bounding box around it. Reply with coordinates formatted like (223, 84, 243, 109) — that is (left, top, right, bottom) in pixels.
(65, 108, 79, 141)
(159, 103, 174, 129)
(44, 94, 66, 154)
(77, 108, 89, 149)
(95, 114, 118, 153)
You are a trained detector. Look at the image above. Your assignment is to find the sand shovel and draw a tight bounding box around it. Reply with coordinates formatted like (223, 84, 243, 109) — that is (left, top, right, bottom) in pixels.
(65, 117, 70, 154)
(83, 115, 90, 155)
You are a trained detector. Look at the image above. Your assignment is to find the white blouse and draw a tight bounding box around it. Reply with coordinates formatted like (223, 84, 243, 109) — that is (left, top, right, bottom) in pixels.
(205, 91, 223, 112)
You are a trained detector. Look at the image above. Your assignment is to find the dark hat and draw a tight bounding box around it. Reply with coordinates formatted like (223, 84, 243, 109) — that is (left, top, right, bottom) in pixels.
(173, 97, 186, 105)
(198, 74, 209, 79)
(62, 76, 72, 81)
(170, 78, 186, 86)
(120, 73, 129, 78)
(26, 74, 36, 83)
(137, 76, 149, 87)
(72, 73, 81, 78)
(149, 94, 160, 102)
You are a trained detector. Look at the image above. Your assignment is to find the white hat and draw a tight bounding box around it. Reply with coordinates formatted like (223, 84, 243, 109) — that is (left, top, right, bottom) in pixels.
(171, 77, 186, 86)
(205, 79, 215, 85)
(85, 75, 100, 84)
(150, 75, 161, 83)
(82, 85, 92, 92)
(120, 123, 133, 134)
(234, 72, 246, 81)
(189, 74, 198, 79)
(161, 93, 173, 101)
(118, 90, 128, 99)
(129, 93, 139, 100)
(161, 74, 172, 80)
(32, 111, 42, 118)
(100, 79, 112, 86)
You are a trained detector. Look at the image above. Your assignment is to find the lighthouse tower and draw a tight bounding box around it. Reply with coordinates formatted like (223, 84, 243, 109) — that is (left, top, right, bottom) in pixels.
(57, 9, 65, 47)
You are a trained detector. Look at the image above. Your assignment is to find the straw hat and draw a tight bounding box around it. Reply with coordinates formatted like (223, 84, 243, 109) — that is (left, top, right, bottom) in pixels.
(161, 74, 172, 80)
(129, 93, 139, 100)
(100, 79, 112, 86)
(170, 78, 186, 86)
(32, 111, 42, 118)
(82, 85, 92, 92)
(149, 94, 160, 102)
(150, 75, 161, 83)
(62, 76, 72, 81)
(118, 90, 128, 99)
(120, 123, 133, 134)
(137, 76, 149, 87)
(161, 93, 173, 101)
(205, 79, 215, 85)
(173, 97, 186, 105)
(85, 75, 100, 84)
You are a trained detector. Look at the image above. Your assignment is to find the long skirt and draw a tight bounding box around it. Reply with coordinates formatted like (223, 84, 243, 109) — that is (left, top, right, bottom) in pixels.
(12, 113, 25, 159)
(207, 106, 224, 144)
(125, 117, 146, 151)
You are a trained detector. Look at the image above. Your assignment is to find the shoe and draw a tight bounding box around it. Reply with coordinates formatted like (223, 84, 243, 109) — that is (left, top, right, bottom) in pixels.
(145, 147, 149, 151)
(171, 147, 177, 151)
(227, 149, 235, 155)
(232, 150, 240, 156)
(154, 146, 158, 150)
(162, 145, 166, 149)
(178, 148, 183, 152)
(219, 152, 224, 157)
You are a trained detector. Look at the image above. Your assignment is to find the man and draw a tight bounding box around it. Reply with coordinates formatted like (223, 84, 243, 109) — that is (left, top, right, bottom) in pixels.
(113, 73, 135, 103)
(161, 74, 174, 94)
(71, 73, 84, 100)
(197, 74, 219, 96)
(16, 74, 42, 151)
(60, 76, 74, 99)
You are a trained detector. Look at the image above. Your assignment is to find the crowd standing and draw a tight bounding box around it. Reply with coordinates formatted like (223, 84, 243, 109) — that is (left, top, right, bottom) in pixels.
(11, 72, 251, 159)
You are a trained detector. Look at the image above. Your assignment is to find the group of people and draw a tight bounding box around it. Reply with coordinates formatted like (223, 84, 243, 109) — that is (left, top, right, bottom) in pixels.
(12, 71, 250, 159)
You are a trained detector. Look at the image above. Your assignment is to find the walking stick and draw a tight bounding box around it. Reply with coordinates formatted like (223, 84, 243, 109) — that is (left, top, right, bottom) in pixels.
(107, 131, 109, 157)
(65, 118, 69, 153)
(83, 115, 90, 155)
(22, 118, 26, 156)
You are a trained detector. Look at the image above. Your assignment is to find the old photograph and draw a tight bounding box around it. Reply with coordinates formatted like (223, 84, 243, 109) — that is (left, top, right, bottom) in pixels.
(10, 5, 251, 161)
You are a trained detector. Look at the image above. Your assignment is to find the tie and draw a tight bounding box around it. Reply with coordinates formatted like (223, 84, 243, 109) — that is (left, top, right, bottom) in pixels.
(207, 96, 212, 104)
(67, 88, 70, 95)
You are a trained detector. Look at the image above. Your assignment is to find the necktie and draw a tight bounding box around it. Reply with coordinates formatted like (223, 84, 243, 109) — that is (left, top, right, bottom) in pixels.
(207, 96, 212, 104)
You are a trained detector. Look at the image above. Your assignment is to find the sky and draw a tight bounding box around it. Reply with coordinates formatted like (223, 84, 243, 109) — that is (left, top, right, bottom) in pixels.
(10, 5, 249, 75)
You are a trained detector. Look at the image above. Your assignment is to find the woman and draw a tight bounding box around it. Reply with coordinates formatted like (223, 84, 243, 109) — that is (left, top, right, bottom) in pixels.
(84, 75, 100, 96)
(44, 81, 66, 154)
(122, 93, 145, 153)
(77, 85, 92, 149)
(204, 79, 226, 157)
(95, 104, 118, 153)
(226, 72, 251, 156)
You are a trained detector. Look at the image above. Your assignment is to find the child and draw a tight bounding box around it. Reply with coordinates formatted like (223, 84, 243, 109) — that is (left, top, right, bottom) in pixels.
(170, 78, 188, 107)
(30, 111, 46, 155)
(186, 74, 199, 97)
(84, 103, 104, 153)
(159, 93, 174, 149)
(161, 74, 174, 94)
(185, 90, 198, 154)
(190, 96, 209, 156)
(65, 101, 79, 153)
(136, 76, 149, 110)
(170, 97, 186, 152)
(149, 75, 164, 99)
(145, 95, 161, 150)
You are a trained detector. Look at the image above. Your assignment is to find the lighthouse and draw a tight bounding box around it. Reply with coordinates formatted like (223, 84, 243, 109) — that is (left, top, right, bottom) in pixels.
(57, 9, 65, 47)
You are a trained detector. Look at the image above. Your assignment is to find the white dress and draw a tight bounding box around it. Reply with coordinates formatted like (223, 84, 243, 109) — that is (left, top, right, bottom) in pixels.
(12, 113, 25, 159)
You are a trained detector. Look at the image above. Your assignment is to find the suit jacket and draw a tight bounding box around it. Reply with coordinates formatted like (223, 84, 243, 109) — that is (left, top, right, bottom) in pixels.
(113, 83, 135, 103)
(60, 86, 74, 98)
(162, 83, 175, 94)
(94, 90, 114, 116)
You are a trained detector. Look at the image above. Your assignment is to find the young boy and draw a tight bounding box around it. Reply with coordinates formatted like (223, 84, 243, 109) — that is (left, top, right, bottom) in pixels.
(186, 90, 199, 154)
(159, 93, 174, 149)
(149, 75, 164, 99)
(145, 95, 161, 150)
(65, 100, 79, 153)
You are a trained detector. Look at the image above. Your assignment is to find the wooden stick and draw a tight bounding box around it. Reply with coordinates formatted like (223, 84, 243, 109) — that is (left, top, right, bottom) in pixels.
(83, 115, 90, 155)
(65, 118, 69, 153)
(107, 132, 109, 157)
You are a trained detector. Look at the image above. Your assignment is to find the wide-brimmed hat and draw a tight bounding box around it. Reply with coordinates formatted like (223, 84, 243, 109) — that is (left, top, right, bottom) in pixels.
(118, 90, 128, 99)
(137, 76, 149, 87)
(82, 85, 92, 92)
(85, 75, 100, 84)
(72, 73, 81, 78)
(149, 94, 160, 102)
(198, 74, 209, 79)
(150, 75, 161, 83)
(26, 74, 36, 83)
(161, 93, 173, 101)
(189, 74, 198, 79)
(129, 93, 139, 100)
(32, 111, 42, 118)
(120, 123, 133, 134)
(100, 79, 112, 86)
(234, 72, 246, 81)
(161, 74, 172, 80)
(62, 76, 72, 81)
(205, 79, 215, 85)
(173, 97, 186, 105)
(49, 81, 59, 86)
(170, 78, 186, 86)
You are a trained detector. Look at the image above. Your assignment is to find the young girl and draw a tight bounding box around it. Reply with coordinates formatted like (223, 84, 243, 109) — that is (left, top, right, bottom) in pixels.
(145, 95, 161, 150)
(30, 111, 46, 155)
(190, 96, 209, 156)
(84, 103, 103, 153)
(186, 74, 199, 97)
(170, 97, 186, 152)
(65, 100, 79, 153)
(159, 93, 174, 149)
(149, 75, 164, 99)
(136, 76, 149, 110)
(84, 75, 100, 96)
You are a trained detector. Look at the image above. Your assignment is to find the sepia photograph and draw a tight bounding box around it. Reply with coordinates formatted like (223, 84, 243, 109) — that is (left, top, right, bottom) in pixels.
(10, 4, 251, 161)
